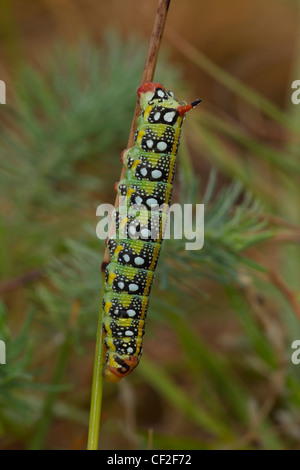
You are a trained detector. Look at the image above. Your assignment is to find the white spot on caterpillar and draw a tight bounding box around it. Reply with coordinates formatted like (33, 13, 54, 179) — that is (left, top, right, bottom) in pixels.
(127, 347, 134, 354)
(151, 170, 162, 179)
(123, 254, 130, 262)
(141, 228, 151, 238)
(129, 283, 139, 292)
(146, 198, 158, 206)
(118, 282, 125, 289)
(135, 196, 143, 204)
(134, 256, 144, 266)
(125, 330, 134, 336)
(140, 168, 147, 176)
(164, 111, 176, 122)
(157, 141, 167, 151)
(146, 139, 154, 148)
(127, 309, 136, 317)
(154, 112, 161, 121)
(157, 90, 165, 98)
(129, 226, 136, 236)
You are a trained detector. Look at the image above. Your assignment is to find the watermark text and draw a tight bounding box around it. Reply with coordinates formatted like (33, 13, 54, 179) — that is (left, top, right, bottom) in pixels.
(96, 200, 204, 251)
(291, 340, 300, 365)
(0, 340, 6, 364)
(0, 80, 6, 104)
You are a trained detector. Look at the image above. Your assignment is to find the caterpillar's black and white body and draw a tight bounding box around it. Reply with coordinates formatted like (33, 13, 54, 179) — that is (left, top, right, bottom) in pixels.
(101, 82, 201, 382)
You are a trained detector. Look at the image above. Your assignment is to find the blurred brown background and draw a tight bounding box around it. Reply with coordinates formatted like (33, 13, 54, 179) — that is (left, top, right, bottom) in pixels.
(1, 0, 300, 451)
(0, 0, 297, 107)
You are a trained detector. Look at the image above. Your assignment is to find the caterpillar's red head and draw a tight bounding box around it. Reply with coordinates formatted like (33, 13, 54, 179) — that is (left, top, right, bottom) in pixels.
(137, 82, 164, 102)
(137, 82, 202, 115)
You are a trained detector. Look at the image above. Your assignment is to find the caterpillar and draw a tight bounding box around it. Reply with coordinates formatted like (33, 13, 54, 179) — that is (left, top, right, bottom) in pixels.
(101, 82, 201, 383)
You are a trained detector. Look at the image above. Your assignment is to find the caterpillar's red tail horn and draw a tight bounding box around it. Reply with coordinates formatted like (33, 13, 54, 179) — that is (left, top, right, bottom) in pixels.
(176, 99, 202, 116)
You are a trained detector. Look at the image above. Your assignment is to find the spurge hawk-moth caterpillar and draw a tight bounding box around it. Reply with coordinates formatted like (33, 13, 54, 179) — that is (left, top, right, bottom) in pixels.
(101, 82, 201, 383)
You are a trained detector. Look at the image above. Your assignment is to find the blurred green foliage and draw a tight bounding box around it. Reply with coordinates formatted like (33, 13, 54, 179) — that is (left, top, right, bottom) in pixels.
(0, 31, 300, 450)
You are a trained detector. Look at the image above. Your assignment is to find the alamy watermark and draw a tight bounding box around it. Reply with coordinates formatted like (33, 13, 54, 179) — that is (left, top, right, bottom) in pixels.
(0, 80, 6, 104)
(291, 80, 300, 105)
(0, 340, 6, 364)
(96, 199, 204, 250)
(291, 340, 300, 365)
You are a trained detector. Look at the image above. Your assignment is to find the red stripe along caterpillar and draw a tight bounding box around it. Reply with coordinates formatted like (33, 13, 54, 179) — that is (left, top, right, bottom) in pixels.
(101, 82, 201, 383)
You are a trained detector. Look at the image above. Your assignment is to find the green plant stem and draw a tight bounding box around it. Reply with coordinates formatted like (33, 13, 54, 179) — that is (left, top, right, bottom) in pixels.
(87, 275, 105, 450)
